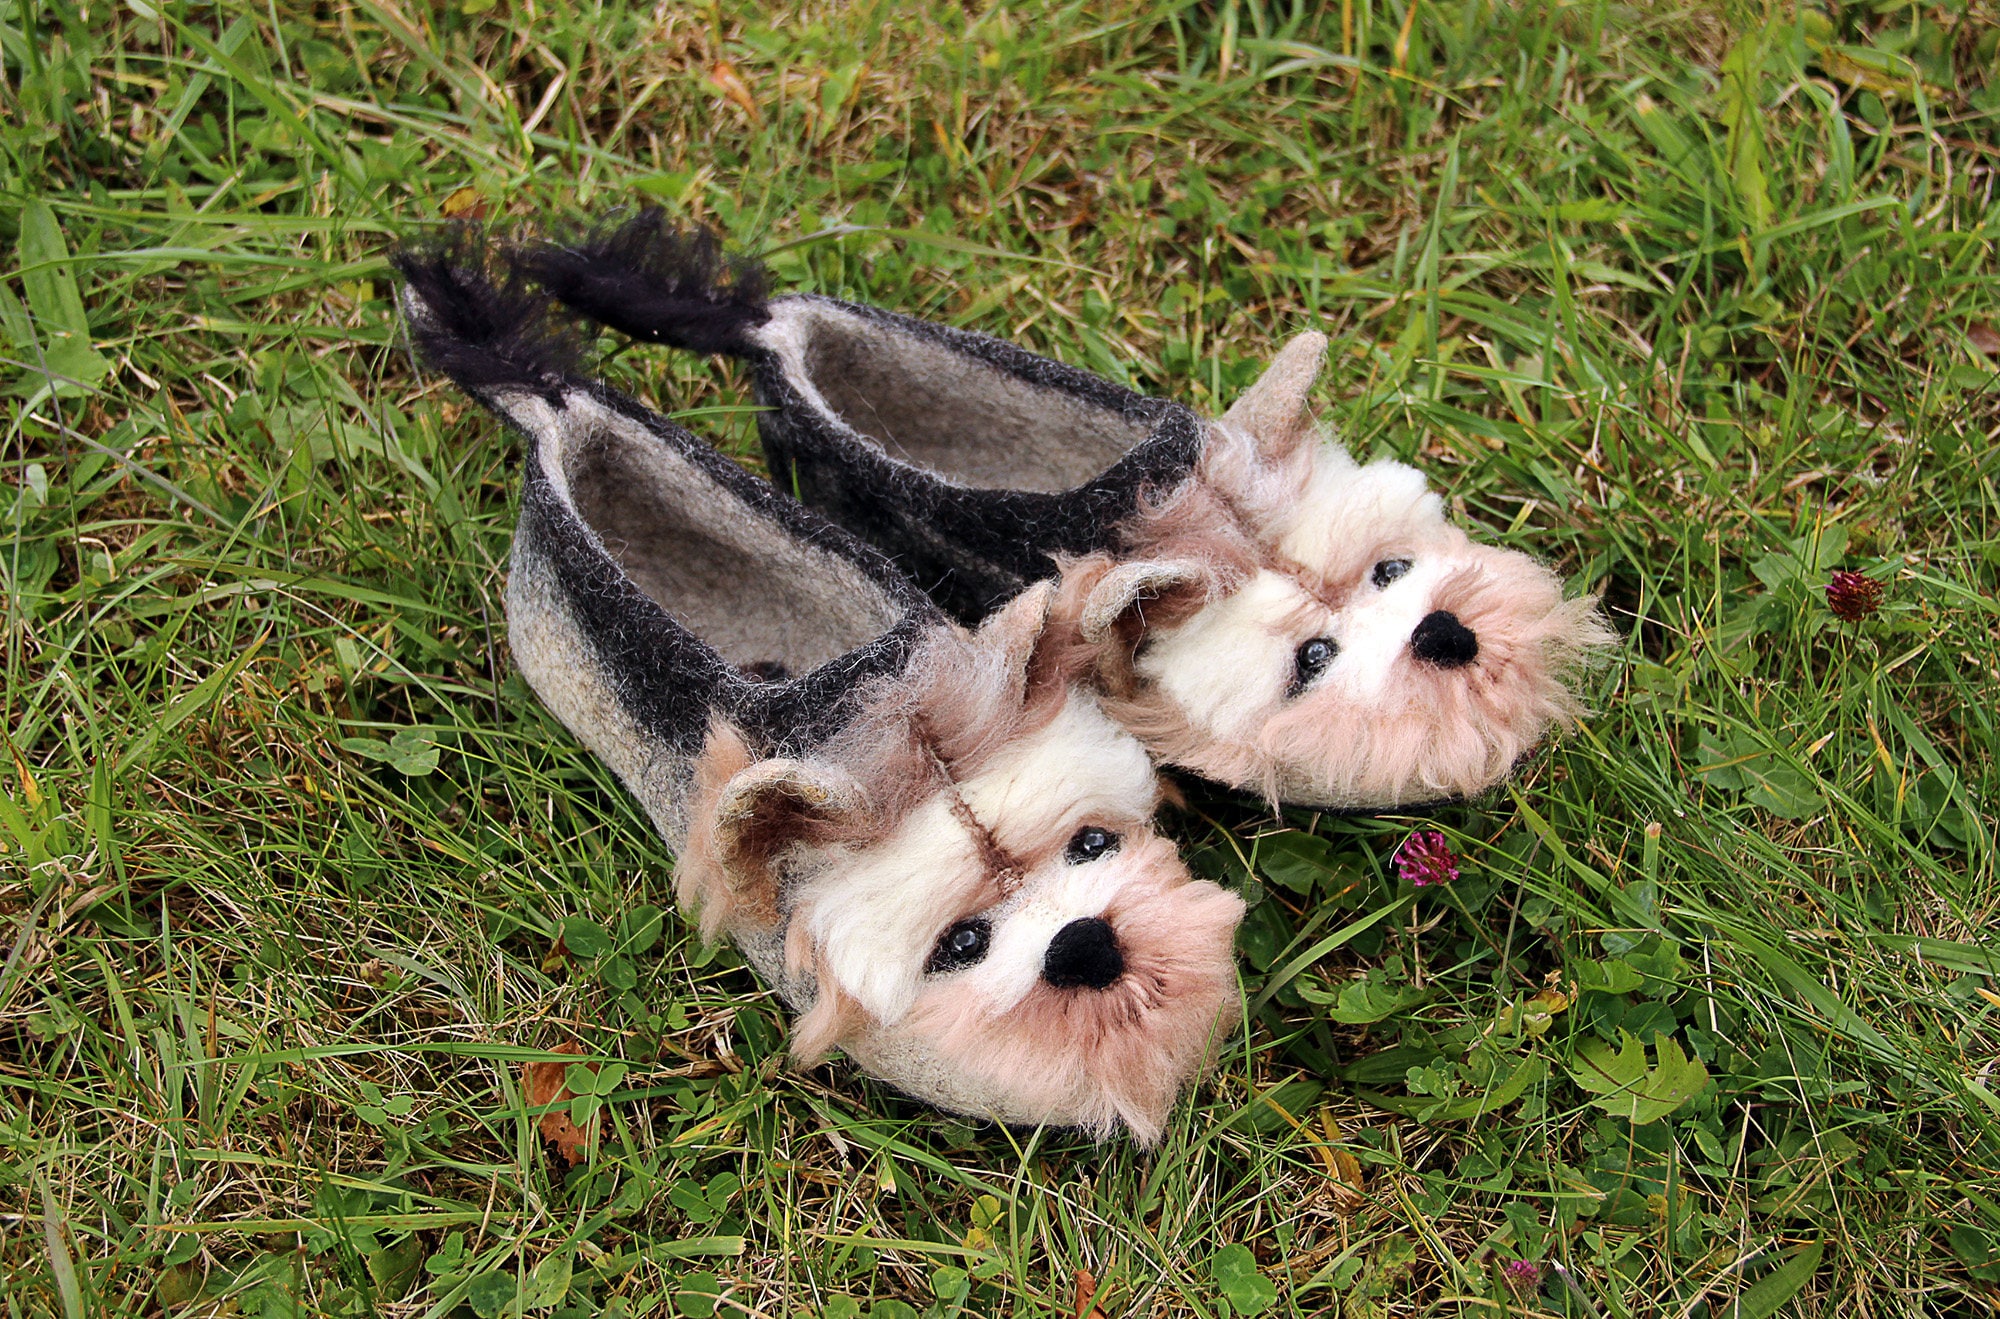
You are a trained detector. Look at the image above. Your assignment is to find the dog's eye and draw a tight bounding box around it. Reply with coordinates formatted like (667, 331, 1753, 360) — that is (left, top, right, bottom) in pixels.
(926, 918, 992, 974)
(1289, 636, 1338, 695)
(1064, 826, 1121, 864)
(1372, 558, 1413, 588)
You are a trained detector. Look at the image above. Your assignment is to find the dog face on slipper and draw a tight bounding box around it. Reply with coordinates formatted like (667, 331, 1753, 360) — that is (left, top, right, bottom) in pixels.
(1063, 334, 1616, 810)
(678, 586, 1244, 1143)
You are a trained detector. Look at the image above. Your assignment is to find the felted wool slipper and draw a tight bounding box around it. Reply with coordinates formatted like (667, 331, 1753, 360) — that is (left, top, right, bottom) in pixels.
(512, 212, 1616, 811)
(394, 232, 1243, 1144)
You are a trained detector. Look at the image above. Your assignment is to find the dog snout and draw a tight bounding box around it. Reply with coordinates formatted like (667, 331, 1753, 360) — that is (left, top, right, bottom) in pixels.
(1410, 609, 1479, 668)
(1042, 916, 1124, 990)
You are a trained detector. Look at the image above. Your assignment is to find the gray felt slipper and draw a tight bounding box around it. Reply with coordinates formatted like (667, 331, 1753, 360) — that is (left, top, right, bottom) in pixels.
(514, 212, 1616, 811)
(393, 232, 1243, 1144)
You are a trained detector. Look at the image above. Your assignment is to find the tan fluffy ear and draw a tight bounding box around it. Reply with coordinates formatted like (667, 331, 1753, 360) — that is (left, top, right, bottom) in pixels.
(679, 733, 864, 941)
(712, 758, 864, 888)
(1079, 559, 1213, 644)
(972, 578, 1057, 703)
(1221, 330, 1327, 459)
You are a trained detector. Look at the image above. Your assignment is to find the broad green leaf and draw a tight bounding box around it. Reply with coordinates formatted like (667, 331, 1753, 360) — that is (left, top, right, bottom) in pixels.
(423, 1231, 468, 1276)
(1419, 1054, 1547, 1122)
(676, 1270, 722, 1318)
(519, 1252, 572, 1310)
(18, 201, 91, 338)
(1569, 1031, 1711, 1125)
(386, 729, 438, 776)
(341, 738, 393, 763)
(0, 282, 33, 354)
(1950, 1226, 2000, 1282)
(1256, 831, 1339, 895)
(1695, 731, 1823, 819)
(1211, 1242, 1277, 1316)
(621, 905, 665, 955)
(1741, 765, 1823, 820)
(1228, 1078, 1323, 1134)
(560, 917, 614, 958)
(1574, 958, 1645, 995)
(563, 1062, 600, 1096)
(1719, 28, 1773, 231)
(1296, 975, 1426, 1024)
(14, 200, 109, 397)
(930, 1264, 968, 1298)
(365, 1235, 423, 1302)
(465, 1271, 516, 1318)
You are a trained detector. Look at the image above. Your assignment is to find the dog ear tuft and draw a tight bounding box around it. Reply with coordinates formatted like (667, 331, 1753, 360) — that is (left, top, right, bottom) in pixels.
(1221, 330, 1327, 460)
(679, 725, 863, 940)
(973, 578, 1058, 700)
(712, 758, 864, 887)
(1079, 559, 1214, 644)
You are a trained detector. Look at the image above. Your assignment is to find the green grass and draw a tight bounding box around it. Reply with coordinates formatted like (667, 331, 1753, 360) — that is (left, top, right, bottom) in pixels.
(4, 0, 1999, 1314)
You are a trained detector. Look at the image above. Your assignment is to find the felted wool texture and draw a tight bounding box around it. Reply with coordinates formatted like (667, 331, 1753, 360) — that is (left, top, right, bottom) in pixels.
(395, 235, 1243, 1142)
(1046, 342, 1619, 810)
(511, 211, 1207, 622)
(396, 232, 936, 764)
(504, 213, 1613, 811)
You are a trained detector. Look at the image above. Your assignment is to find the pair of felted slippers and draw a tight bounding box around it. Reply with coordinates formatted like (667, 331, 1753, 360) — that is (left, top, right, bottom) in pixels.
(394, 215, 1612, 1144)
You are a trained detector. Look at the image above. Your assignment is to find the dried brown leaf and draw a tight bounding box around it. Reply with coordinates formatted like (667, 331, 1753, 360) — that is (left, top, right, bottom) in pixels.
(1967, 322, 2000, 357)
(1317, 1110, 1366, 1210)
(522, 1042, 596, 1164)
(708, 61, 761, 122)
(1073, 1267, 1107, 1319)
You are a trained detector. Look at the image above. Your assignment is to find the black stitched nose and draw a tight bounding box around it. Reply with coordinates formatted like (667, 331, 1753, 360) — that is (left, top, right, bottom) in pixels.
(1411, 610, 1479, 668)
(1042, 917, 1124, 990)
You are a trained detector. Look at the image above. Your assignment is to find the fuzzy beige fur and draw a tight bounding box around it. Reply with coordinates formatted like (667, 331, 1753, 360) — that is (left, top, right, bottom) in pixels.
(674, 586, 1245, 1141)
(1052, 333, 1617, 808)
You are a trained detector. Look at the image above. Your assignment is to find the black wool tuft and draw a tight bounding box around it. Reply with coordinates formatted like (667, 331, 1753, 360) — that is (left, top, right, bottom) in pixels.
(509, 208, 771, 355)
(391, 224, 583, 404)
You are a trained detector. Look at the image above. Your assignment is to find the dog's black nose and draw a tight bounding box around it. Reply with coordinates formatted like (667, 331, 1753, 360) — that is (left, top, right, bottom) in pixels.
(1042, 917, 1124, 990)
(1411, 610, 1479, 668)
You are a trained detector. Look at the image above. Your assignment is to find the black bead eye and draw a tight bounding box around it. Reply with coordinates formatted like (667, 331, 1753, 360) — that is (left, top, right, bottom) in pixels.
(1372, 558, 1413, 588)
(926, 918, 992, 974)
(1064, 827, 1121, 864)
(1289, 636, 1337, 696)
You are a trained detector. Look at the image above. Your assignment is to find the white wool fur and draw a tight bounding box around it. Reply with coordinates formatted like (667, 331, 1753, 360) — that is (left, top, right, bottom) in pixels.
(956, 694, 1156, 855)
(1270, 446, 1440, 570)
(1135, 570, 1304, 741)
(802, 693, 1155, 1023)
(1327, 553, 1460, 703)
(803, 793, 983, 1022)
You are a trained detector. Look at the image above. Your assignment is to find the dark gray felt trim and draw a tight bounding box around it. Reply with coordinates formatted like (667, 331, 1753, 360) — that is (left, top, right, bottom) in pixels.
(393, 237, 947, 762)
(747, 295, 1208, 624)
(505, 218, 1210, 625)
(510, 382, 943, 760)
